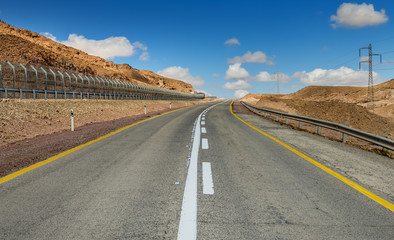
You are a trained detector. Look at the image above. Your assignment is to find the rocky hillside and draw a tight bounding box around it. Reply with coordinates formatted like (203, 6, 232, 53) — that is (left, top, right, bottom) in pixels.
(241, 80, 394, 140)
(0, 21, 195, 93)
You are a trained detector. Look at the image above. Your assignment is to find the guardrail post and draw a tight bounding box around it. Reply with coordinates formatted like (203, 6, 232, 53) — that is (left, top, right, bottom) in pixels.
(342, 123, 348, 143)
(33, 90, 36, 99)
(5, 88, 7, 99)
(299, 121, 302, 129)
(276, 115, 278, 121)
(317, 126, 321, 135)
(19, 89, 22, 100)
(382, 136, 388, 151)
(286, 118, 288, 125)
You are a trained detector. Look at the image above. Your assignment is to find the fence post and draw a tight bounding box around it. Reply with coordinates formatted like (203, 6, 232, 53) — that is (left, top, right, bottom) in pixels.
(31, 66, 38, 95)
(7, 62, 16, 98)
(58, 71, 65, 99)
(19, 63, 28, 98)
(49, 69, 57, 99)
(40, 67, 48, 99)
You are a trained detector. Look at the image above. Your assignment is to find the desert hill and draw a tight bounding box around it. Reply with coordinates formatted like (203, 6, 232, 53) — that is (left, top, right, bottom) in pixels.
(241, 80, 394, 140)
(0, 21, 194, 93)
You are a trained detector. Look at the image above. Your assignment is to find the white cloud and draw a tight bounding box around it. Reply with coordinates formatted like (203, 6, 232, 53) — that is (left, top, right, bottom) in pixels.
(228, 51, 274, 65)
(224, 38, 240, 46)
(157, 66, 205, 87)
(41, 32, 57, 41)
(223, 80, 251, 90)
(139, 51, 149, 61)
(225, 63, 250, 79)
(233, 90, 249, 99)
(61, 34, 135, 59)
(255, 71, 290, 83)
(42, 32, 149, 60)
(133, 41, 148, 51)
(292, 66, 384, 86)
(330, 3, 388, 28)
(212, 73, 220, 77)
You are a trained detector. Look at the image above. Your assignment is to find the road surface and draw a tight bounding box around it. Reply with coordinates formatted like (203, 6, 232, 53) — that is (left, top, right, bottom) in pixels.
(0, 101, 393, 239)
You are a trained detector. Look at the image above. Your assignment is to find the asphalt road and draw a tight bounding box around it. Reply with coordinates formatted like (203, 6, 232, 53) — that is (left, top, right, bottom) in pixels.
(0, 101, 393, 239)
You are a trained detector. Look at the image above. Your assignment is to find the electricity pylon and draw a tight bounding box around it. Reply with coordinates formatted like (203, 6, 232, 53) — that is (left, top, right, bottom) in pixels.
(359, 44, 382, 108)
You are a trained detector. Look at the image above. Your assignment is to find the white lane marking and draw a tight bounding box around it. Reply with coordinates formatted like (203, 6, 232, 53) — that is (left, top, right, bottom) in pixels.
(201, 127, 206, 133)
(202, 162, 214, 195)
(177, 114, 201, 240)
(201, 121, 205, 125)
(202, 117, 205, 120)
(202, 138, 209, 149)
(177, 102, 223, 240)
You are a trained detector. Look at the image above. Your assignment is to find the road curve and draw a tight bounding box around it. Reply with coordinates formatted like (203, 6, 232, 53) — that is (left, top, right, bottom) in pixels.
(0, 101, 393, 239)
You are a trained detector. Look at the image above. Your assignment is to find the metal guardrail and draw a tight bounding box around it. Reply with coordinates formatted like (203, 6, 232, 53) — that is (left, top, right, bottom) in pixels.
(241, 101, 394, 151)
(0, 61, 205, 101)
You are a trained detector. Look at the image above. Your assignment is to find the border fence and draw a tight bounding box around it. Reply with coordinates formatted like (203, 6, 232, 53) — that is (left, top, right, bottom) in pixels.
(0, 61, 205, 101)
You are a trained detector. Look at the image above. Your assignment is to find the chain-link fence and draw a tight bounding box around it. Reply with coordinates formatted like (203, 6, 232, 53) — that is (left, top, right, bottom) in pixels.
(0, 61, 205, 100)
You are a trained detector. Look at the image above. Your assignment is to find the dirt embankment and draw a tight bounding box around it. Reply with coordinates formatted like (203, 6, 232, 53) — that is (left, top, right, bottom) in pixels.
(241, 80, 394, 140)
(0, 99, 209, 178)
(0, 21, 195, 93)
(0, 99, 203, 146)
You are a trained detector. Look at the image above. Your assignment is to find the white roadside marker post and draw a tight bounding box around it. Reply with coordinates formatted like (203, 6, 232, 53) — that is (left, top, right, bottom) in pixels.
(71, 109, 74, 132)
(170, 102, 172, 109)
(144, 104, 147, 115)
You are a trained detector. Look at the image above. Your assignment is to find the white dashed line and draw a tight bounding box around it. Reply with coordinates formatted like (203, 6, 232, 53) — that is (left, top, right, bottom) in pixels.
(201, 127, 206, 133)
(201, 121, 205, 125)
(202, 162, 214, 195)
(202, 138, 209, 149)
(177, 102, 222, 240)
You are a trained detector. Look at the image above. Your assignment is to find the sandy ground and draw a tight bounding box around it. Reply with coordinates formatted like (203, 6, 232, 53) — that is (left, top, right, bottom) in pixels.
(0, 99, 204, 146)
(0, 99, 212, 177)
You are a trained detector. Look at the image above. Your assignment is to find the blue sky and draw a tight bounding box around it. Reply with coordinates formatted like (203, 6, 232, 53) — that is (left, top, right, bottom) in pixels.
(1, 0, 394, 98)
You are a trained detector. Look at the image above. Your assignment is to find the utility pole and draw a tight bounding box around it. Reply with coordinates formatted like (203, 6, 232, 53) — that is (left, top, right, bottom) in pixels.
(276, 71, 279, 94)
(359, 43, 382, 109)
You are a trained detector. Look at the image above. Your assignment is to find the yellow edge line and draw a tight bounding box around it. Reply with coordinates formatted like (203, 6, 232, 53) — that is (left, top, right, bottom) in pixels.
(230, 100, 394, 212)
(0, 105, 194, 185)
